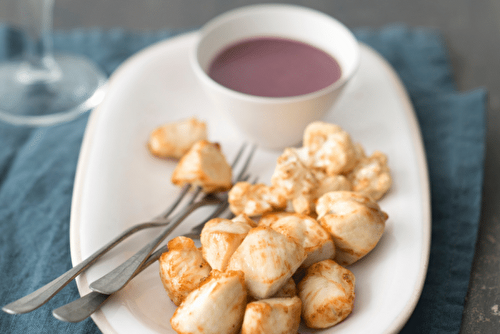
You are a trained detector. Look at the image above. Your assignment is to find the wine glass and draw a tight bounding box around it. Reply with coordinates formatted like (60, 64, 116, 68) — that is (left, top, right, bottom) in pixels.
(0, 0, 107, 126)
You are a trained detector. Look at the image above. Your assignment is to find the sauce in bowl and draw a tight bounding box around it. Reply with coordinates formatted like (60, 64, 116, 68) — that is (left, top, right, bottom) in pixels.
(208, 37, 342, 98)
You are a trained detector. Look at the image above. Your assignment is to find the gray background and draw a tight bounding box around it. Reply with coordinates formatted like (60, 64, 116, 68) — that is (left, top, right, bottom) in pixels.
(1, 0, 499, 333)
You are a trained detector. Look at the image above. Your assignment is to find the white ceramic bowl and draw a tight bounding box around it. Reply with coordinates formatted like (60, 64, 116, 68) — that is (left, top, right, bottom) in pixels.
(191, 4, 360, 150)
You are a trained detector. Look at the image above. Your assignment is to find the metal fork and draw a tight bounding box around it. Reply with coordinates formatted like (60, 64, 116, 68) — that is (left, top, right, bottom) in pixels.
(87, 144, 256, 295)
(53, 201, 233, 323)
(2, 142, 255, 315)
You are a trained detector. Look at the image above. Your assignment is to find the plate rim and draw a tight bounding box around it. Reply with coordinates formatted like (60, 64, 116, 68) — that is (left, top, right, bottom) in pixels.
(362, 43, 431, 333)
(69, 30, 431, 334)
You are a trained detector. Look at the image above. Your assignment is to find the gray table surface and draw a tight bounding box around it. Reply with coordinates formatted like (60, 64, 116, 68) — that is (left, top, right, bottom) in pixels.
(1, 0, 499, 333)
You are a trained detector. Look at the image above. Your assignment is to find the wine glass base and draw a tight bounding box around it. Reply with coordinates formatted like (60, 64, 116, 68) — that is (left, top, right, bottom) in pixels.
(0, 54, 107, 126)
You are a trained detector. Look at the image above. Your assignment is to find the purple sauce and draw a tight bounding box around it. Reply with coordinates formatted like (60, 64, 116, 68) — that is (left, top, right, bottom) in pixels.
(208, 37, 342, 98)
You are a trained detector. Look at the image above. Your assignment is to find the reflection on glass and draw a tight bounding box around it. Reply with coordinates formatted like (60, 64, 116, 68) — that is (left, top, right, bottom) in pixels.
(0, 0, 107, 126)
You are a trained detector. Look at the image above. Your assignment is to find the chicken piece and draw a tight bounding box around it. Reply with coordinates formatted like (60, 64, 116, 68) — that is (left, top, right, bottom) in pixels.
(272, 277, 297, 298)
(316, 191, 388, 265)
(348, 150, 392, 200)
(353, 142, 367, 160)
(259, 212, 335, 268)
(247, 278, 297, 304)
(227, 226, 306, 299)
(171, 270, 247, 334)
(302, 121, 360, 175)
(270, 147, 354, 215)
(171, 140, 232, 192)
(241, 296, 302, 334)
(158, 236, 211, 306)
(228, 182, 287, 217)
(270, 147, 317, 215)
(148, 117, 207, 159)
(298, 259, 355, 329)
(200, 214, 257, 271)
(311, 170, 352, 200)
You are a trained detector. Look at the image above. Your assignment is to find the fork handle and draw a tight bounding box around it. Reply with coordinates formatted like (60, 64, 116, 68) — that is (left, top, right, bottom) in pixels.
(89, 200, 208, 295)
(52, 244, 167, 322)
(1, 221, 163, 315)
(88, 243, 158, 295)
(53, 292, 109, 323)
(1, 186, 192, 315)
(2, 254, 98, 315)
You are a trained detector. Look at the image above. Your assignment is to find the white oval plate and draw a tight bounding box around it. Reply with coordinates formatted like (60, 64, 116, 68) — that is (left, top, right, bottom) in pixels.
(70, 31, 431, 334)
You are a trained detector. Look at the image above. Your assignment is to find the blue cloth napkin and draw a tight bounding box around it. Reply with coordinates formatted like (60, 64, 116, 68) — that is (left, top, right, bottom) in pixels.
(0, 24, 486, 333)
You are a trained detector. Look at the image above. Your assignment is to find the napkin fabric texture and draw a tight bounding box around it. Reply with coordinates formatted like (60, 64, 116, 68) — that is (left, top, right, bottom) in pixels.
(0, 24, 486, 333)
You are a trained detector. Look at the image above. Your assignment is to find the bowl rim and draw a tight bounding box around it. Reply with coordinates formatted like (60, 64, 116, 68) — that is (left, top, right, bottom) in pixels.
(190, 3, 361, 104)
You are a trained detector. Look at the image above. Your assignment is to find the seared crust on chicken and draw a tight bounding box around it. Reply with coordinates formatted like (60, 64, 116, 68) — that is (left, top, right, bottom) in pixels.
(171, 140, 232, 192)
(270, 147, 318, 215)
(170, 270, 247, 334)
(316, 191, 388, 265)
(227, 226, 307, 299)
(348, 150, 392, 200)
(159, 236, 211, 306)
(241, 296, 302, 334)
(259, 212, 335, 268)
(298, 259, 355, 328)
(200, 214, 257, 271)
(272, 277, 297, 298)
(228, 182, 287, 217)
(302, 121, 360, 175)
(270, 147, 353, 215)
(148, 117, 207, 159)
(311, 170, 352, 201)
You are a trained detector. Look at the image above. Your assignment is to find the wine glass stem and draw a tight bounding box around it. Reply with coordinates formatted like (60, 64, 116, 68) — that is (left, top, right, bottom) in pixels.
(17, 0, 60, 83)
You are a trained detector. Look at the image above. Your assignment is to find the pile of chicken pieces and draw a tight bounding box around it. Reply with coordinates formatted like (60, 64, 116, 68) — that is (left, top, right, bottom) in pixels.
(148, 118, 391, 334)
